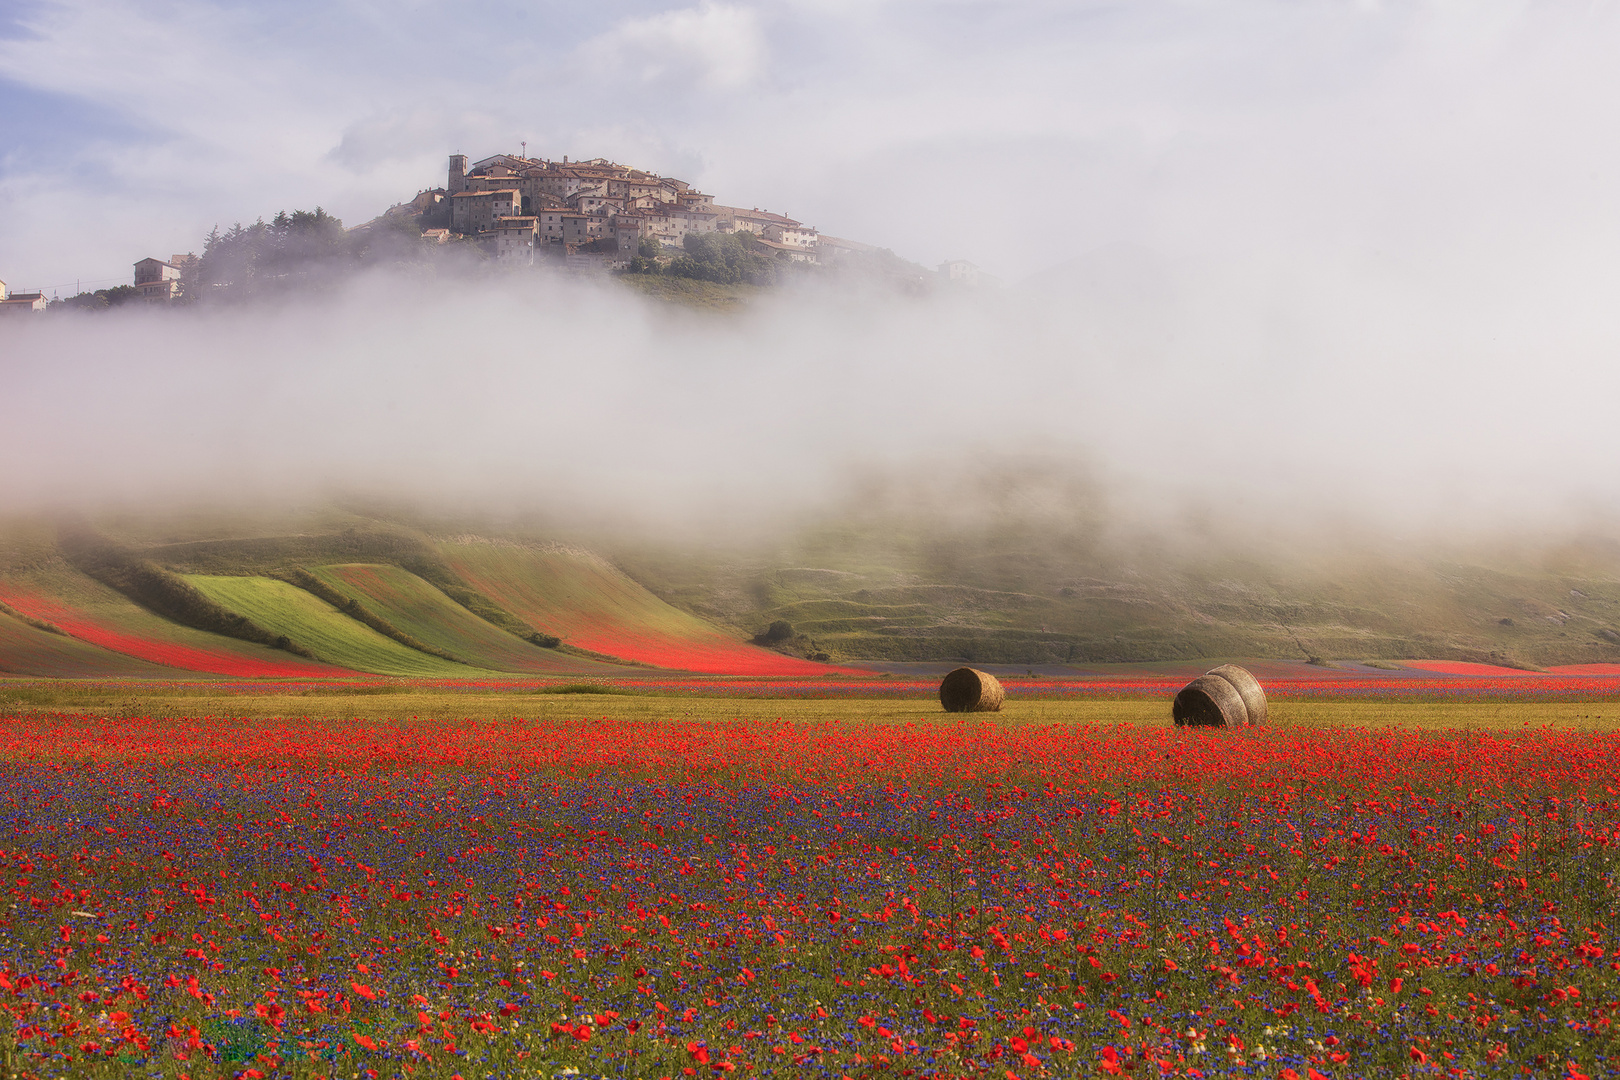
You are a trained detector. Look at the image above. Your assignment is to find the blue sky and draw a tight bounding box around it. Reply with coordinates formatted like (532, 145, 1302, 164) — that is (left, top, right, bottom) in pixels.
(4, 0, 1620, 296)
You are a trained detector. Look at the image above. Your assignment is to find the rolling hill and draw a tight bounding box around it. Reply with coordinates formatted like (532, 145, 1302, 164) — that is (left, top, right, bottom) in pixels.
(0, 604, 179, 678)
(615, 515, 1620, 670)
(182, 575, 486, 678)
(5, 502, 1620, 680)
(437, 540, 845, 675)
(0, 519, 850, 679)
(306, 563, 625, 674)
(0, 562, 350, 678)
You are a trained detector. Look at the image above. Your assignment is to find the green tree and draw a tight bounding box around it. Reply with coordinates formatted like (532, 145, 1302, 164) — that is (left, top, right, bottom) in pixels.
(665, 231, 784, 286)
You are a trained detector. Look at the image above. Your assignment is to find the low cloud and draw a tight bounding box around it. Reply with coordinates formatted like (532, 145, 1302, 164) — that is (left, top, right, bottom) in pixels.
(4, 264, 1619, 548)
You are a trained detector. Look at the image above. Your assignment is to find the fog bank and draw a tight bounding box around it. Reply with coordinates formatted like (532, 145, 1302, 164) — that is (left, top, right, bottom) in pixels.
(3, 263, 1619, 550)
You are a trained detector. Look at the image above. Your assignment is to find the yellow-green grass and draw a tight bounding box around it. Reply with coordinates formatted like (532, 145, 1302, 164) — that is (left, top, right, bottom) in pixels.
(2, 681, 1617, 731)
(307, 563, 624, 675)
(183, 575, 491, 678)
(0, 607, 175, 677)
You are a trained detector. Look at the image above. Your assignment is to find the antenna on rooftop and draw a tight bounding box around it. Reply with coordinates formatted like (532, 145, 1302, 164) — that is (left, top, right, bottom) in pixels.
(521, 140, 527, 160)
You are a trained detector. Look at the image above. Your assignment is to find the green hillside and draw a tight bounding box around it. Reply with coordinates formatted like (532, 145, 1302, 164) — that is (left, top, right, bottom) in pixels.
(307, 563, 625, 674)
(184, 575, 483, 678)
(6, 504, 1620, 678)
(438, 541, 836, 674)
(0, 554, 347, 678)
(615, 519, 1620, 669)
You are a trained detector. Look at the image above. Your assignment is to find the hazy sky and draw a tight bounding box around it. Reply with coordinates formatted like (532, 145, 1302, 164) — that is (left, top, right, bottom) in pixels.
(5, 1, 1620, 290)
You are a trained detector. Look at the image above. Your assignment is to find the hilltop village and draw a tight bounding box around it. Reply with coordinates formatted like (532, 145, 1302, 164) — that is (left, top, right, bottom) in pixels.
(428, 151, 829, 270)
(0, 150, 985, 312)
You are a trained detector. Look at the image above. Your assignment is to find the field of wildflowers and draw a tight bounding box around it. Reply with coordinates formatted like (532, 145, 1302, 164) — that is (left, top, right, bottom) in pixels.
(3, 702, 1620, 1078)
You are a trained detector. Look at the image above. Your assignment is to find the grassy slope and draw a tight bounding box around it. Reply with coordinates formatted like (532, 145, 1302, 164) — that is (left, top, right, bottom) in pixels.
(0, 559, 347, 677)
(438, 541, 840, 675)
(617, 524, 1620, 669)
(184, 575, 487, 678)
(0, 608, 178, 677)
(308, 563, 625, 675)
(614, 274, 762, 311)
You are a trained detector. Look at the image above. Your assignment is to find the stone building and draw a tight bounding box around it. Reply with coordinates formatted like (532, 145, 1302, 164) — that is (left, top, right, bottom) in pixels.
(450, 189, 521, 234)
(490, 217, 537, 265)
(133, 257, 183, 301)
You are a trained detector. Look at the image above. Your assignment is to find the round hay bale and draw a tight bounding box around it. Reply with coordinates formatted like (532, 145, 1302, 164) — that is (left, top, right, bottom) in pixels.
(1204, 663, 1267, 725)
(1172, 674, 1247, 728)
(939, 667, 1005, 713)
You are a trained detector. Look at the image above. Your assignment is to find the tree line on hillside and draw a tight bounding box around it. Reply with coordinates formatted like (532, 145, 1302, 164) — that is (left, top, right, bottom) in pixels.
(189, 207, 474, 302)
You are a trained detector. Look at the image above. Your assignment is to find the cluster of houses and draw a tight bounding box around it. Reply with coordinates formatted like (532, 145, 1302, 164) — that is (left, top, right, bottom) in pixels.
(1, 149, 986, 310)
(420, 151, 835, 270)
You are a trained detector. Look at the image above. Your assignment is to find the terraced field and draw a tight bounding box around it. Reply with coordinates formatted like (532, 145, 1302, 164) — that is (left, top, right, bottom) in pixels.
(439, 541, 839, 675)
(183, 575, 485, 678)
(308, 563, 625, 674)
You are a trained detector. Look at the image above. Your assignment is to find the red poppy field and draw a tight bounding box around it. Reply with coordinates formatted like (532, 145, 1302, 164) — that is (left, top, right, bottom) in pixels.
(2, 695, 1620, 1080)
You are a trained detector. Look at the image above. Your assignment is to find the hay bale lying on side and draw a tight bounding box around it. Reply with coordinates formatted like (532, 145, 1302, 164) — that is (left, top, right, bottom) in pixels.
(1205, 663, 1267, 725)
(939, 667, 1005, 713)
(1172, 674, 1248, 728)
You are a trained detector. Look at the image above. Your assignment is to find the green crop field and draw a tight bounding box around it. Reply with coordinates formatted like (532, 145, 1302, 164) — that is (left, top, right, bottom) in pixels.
(308, 563, 626, 674)
(183, 575, 488, 678)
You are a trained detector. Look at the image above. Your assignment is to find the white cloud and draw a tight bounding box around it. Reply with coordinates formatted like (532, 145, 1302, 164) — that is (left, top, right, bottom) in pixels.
(577, 3, 767, 91)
